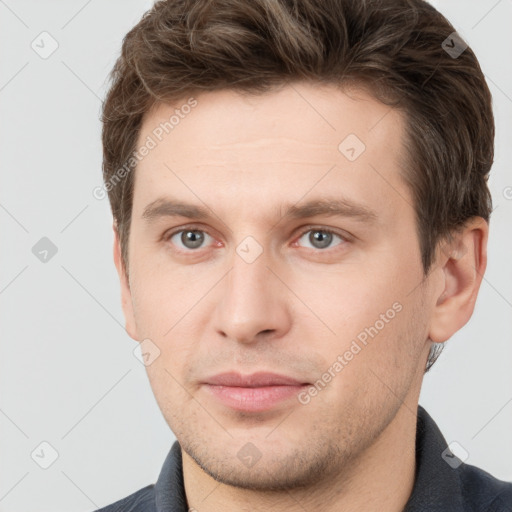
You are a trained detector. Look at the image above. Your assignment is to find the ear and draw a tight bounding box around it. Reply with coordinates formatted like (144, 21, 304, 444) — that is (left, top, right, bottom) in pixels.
(428, 217, 488, 344)
(113, 223, 139, 341)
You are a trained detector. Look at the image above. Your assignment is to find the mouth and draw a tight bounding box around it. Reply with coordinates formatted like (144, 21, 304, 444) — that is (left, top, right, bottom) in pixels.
(201, 372, 311, 413)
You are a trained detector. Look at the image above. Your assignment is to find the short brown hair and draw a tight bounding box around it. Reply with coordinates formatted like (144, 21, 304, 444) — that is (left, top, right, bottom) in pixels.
(101, 0, 494, 370)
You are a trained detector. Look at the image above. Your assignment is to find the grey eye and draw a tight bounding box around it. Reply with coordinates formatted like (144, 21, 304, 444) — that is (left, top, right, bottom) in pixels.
(170, 230, 211, 250)
(297, 230, 343, 250)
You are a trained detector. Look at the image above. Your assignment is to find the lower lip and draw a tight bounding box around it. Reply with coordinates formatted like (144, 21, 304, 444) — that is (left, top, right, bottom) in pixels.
(203, 384, 308, 412)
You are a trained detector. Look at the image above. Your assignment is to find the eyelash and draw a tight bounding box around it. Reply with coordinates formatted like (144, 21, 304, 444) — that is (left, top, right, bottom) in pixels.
(163, 224, 349, 253)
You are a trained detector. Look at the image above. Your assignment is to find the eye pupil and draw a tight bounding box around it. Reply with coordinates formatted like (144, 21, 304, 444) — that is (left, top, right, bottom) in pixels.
(181, 230, 204, 249)
(310, 230, 332, 249)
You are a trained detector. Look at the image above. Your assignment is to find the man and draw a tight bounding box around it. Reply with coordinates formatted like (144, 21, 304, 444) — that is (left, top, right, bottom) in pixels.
(95, 0, 512, 510)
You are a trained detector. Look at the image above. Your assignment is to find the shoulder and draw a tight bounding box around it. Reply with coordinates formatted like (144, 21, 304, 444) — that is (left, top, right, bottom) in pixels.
(458, 463, 512, 511)
(91, 484, 156, 512)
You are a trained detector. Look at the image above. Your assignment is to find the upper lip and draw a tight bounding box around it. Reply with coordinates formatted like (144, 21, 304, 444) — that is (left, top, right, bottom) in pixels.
(203, 372, 309, 387)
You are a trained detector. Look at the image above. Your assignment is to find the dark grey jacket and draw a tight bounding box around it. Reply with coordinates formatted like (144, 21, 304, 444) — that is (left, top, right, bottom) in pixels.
(93, 406, 512, 511)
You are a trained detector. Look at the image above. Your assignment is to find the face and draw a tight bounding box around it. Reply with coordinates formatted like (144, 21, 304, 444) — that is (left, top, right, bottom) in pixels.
(116, 82, 440, 490)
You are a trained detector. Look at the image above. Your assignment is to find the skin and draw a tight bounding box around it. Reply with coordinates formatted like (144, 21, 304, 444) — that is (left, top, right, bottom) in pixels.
(113, 82, 488, 511)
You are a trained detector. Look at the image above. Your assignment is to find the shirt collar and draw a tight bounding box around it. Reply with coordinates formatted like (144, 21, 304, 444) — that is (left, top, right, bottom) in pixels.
(404, 405, 465, 511)
(154, 439, 188, 511)
(154, 406, 464, 511)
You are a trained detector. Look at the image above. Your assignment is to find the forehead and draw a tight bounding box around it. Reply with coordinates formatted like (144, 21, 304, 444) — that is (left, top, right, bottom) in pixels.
(133, 82, 412, 224)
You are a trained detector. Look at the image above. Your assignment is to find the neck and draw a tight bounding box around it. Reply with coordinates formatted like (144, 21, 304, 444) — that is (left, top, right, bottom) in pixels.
(182, 401, 419, 512)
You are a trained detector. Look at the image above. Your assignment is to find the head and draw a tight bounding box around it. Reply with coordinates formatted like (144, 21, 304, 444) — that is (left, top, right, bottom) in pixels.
(102, 0, 492, 492)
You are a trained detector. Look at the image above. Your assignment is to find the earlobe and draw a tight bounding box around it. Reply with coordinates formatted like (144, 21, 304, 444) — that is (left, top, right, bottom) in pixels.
(428, 217, 488, 344)
(113, 224, 139, 341)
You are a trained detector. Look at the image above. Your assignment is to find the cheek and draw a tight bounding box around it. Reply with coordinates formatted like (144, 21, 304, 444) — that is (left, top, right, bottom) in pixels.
(300, 267, 405, 336)
(313, 275, 422, 383)
(319, 306, 423, 425)
(129, 256, 199, 329)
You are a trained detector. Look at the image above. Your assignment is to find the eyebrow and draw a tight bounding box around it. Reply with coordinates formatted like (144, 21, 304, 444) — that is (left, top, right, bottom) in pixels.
(141, 196, 379, 225)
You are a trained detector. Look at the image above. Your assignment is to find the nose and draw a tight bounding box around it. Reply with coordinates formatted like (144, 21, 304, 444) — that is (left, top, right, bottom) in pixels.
(212, 246, 292, 344)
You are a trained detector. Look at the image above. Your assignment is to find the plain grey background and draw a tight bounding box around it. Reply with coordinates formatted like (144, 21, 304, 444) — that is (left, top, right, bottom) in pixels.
(0, 1, 511, 511)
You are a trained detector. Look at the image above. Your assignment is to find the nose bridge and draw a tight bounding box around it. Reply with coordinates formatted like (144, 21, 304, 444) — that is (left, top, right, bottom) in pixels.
(227, 247, 275, 318)
(213, 242, 290, 343)
(230, 247, 271, 301)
